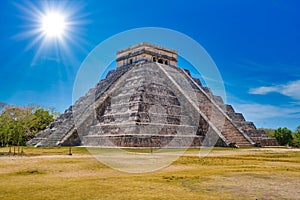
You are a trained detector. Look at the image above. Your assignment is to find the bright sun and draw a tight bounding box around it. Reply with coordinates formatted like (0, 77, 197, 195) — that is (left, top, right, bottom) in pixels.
(42, 12, 66, 38)
(16, 1, 86, 63)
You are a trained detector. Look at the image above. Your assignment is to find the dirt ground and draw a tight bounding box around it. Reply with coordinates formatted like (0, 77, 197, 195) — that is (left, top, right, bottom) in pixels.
(0, 147, 299, 200)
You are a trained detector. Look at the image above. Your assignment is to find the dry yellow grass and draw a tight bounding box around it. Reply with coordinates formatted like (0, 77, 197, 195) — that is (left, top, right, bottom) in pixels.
(0, 147, 299, 200)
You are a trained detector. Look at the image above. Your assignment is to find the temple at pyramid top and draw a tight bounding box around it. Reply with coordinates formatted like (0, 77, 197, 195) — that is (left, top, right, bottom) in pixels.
(116, 42, 178, 67)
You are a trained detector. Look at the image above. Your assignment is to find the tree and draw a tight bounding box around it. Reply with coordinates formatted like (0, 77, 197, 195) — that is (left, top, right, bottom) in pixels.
(0, 106, 29, 147)
(48, 107, 61, 119)
(258, 128, 275, 137)
(24, 108, 54, 141)
(293, 132, 300, 147)
(274, 127, 293, 146)
(0, 102, 5, 113)
(0, 105, 55, 148)
(293, 125, 300, 147)
(296, 125, 300, 134)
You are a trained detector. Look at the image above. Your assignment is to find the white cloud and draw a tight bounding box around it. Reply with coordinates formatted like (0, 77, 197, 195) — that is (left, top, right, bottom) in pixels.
(249, 80, 300, 100)
(249, 86, 279, 95)
(234, 103, 300, 120)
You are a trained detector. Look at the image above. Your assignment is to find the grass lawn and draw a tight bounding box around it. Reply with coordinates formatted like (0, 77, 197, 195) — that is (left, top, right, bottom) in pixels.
(0, 146, 299, 200)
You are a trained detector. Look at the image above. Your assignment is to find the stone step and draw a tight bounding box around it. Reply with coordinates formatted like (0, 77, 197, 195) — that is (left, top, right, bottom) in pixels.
(221, 127, 252, 146)
(88, 123, 198, 136)
(111, 94, 181, 106)
(112, 83, 179, 97)
(122, 76, 165, 86)
(98, 112, 194, 125)
(106, 101, 182, 115)
(227, 112, 246, 122)
(82, 134, 203, 147)
(130, 65, 161, 74)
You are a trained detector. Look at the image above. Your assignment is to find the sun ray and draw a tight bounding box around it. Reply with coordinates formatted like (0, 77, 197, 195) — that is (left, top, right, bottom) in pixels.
(13, 1, 88, 66)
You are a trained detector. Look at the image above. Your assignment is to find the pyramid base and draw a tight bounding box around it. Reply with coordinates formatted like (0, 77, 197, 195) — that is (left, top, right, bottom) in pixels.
(82, 135, 208, 148)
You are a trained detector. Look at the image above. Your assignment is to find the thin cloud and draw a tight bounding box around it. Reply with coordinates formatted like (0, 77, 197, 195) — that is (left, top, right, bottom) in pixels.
(249, 80, 300, 100)
(234, 103, 300, 120)
(249, 86, 279, 95)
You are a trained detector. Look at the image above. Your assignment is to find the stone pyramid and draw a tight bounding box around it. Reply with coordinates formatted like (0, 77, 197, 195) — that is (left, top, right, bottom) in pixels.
(27, 42, 277, 147)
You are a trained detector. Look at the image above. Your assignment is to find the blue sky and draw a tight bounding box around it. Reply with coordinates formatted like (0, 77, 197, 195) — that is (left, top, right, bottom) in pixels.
(0, 0, 299, 130)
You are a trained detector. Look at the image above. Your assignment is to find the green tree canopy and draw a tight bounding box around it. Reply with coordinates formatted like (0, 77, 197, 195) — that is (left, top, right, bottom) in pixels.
(274, 127, 293, 146)
(258, 128, 275, 137)
(293, 125, 300, 147)
(0, 105, 55, 147)
(296, 125, 300, 134)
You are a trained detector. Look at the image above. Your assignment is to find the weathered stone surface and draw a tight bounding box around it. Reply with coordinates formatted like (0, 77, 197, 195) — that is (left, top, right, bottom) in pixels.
(27, 42, 276, 147)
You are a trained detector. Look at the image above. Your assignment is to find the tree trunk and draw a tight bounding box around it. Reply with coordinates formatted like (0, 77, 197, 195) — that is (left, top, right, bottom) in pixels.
(17, 141, 20, 155)
(68, 146, 72, 156)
